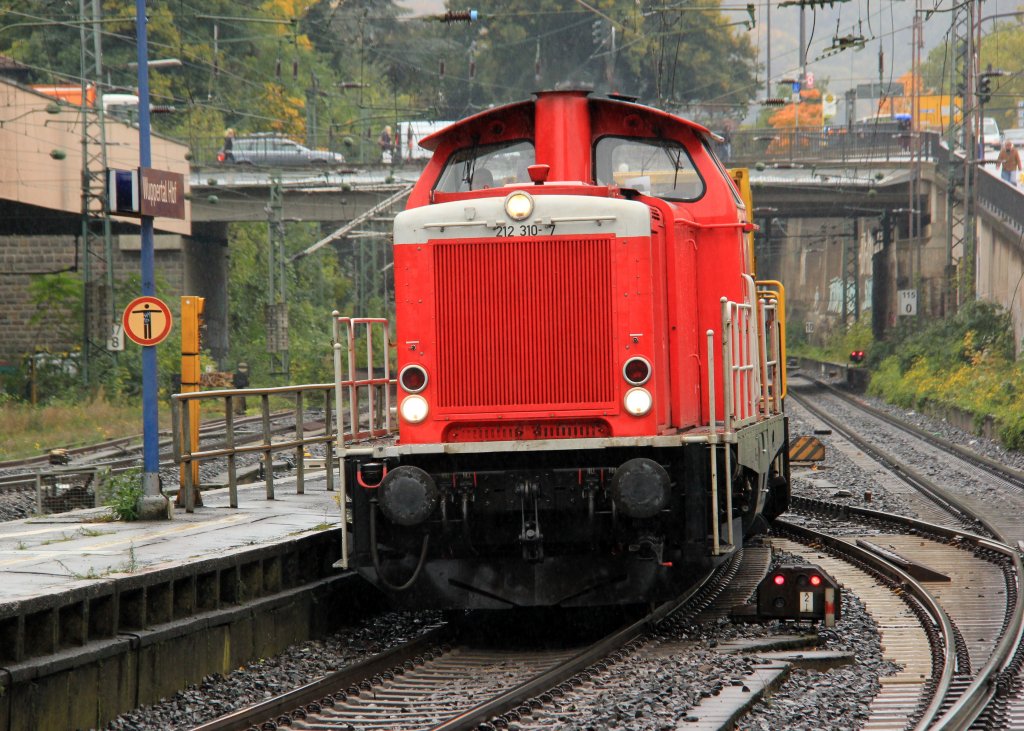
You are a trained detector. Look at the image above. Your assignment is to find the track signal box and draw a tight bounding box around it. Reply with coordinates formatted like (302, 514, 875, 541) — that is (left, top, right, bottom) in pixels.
(756, 564, 841, 626)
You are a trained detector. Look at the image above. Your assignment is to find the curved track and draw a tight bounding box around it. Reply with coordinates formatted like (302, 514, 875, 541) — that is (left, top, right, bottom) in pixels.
(789, 378, 1024, 729)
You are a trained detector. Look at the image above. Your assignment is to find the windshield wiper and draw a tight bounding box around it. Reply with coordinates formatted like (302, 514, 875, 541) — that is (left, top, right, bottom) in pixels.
(461, 136, 481, 189)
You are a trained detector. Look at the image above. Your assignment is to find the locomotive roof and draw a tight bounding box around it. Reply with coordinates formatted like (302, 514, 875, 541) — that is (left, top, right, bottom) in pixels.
(417, 90, 714, 152)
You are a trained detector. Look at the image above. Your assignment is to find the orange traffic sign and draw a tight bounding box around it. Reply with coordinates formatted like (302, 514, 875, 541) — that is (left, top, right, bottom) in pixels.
(122, 296, 173, 346)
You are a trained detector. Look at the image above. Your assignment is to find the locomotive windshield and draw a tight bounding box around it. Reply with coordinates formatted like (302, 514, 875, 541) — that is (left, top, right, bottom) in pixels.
(434, 140, 536, 192)
(594, 137, 705, 201)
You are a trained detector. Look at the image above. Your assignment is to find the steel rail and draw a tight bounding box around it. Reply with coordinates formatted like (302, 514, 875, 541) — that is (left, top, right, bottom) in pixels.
(429, 556, 739, 731)
(803, 376, 1024, 488)
(775, 518, 957, 730)
(790, 388, 1000, 538)
(790, 385, 1024, 730)
(0, 415, 323, 496)
(189, 626, 453, 731)
(192, 555, 741, 731)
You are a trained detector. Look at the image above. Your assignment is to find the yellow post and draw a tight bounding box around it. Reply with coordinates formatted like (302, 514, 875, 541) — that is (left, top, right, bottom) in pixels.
(729, 168, 755, 274)
(178, 295, 205, 507)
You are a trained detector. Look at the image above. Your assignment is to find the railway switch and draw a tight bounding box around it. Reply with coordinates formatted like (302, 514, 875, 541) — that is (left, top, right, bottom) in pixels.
(754, 564, 841, 626)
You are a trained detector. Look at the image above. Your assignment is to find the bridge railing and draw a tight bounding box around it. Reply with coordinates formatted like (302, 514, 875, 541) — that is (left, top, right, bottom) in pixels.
(726, 128, 943, 165)
(977, 162, 1024, 233)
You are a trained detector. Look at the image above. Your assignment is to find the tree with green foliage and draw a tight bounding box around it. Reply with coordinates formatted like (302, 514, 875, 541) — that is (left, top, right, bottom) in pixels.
(920, 19, 1024, 133)
(386, 0, 758, 119)
(226, 221, 351, 386)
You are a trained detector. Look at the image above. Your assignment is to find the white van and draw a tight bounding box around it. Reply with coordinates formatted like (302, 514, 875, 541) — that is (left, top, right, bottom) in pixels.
(983, 117, 1002, 154)
(102, 93, 138, 119)
(100, 93, 175, 121)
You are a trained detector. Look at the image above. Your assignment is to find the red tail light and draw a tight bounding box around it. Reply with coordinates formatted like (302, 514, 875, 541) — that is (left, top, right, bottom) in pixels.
(809, 575, 822, 586)
(623, 357, 651, 386)
(773, 574, 785, 586)
(400, 365, 428, 393)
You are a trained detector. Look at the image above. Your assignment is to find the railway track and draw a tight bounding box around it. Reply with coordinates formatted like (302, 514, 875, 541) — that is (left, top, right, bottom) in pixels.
(788, 378, 1024, 729)
(0, 411, 325, 499)
(192, 551, 757, 731)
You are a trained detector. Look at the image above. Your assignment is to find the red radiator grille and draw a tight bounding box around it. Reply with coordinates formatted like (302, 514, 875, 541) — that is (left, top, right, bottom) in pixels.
(433, 236, 615, 409)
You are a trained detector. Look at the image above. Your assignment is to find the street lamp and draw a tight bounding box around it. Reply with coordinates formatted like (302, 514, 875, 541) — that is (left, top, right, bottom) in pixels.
(127, 58, 182, 69)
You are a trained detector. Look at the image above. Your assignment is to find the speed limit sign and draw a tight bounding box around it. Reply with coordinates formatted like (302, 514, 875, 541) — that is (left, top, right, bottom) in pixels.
(898, 289, 917, 316)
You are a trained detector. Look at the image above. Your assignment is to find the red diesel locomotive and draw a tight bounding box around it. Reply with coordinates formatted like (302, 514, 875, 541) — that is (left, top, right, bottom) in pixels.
(340, 90, 789, 609)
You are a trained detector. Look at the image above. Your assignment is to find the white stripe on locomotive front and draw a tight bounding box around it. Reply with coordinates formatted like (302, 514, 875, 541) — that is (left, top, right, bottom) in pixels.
(393, 194, 652, 244)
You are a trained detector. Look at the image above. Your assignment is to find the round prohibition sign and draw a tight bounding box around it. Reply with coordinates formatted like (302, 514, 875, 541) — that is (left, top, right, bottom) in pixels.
(122, 296, 173, 346)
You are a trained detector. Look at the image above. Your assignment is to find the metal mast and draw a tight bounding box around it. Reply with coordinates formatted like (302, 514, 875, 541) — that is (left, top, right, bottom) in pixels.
(945, 0, 977, 313)
(265, 174, 290, 377)
(79, 0, 116, 384)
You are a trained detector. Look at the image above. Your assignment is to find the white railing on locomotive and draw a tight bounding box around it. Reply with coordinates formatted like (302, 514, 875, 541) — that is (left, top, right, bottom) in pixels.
(331, 313, 397, 446)
(720, 302, 759, 430)
(759, 297, 783, 414)
(705, 328, 730, 555)
(756, 279, 788, 403)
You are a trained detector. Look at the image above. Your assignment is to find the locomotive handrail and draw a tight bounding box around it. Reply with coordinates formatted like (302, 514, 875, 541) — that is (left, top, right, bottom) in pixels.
(331, 315, 396, 443)
(332, 313, 398, 570)
(756, 279, 787, 400)
(721, 274, 763, 431)
(706, 329, 721, 556)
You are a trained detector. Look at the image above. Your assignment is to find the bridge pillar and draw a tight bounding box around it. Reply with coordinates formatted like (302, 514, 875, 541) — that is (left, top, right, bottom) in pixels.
(183, 223, 230, 365)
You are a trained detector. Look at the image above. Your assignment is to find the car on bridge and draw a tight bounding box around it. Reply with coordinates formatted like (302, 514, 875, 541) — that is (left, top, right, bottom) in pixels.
(983, 117, 1002, 155)
(1001, 128, 1024, 147)
(220, 133, 345, 168)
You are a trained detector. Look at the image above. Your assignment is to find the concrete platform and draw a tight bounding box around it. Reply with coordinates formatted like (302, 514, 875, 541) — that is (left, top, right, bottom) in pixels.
(0, 470, 365, 731)
(0, 470, 341, 607)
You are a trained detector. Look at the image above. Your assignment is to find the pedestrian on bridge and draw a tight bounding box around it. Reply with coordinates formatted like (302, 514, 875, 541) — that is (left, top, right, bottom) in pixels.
(996, 139, 1021, 186)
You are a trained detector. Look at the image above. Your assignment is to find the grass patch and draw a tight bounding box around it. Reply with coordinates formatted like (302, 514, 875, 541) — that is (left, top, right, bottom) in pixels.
(41, 533, 72, 546)
(0, 395, 164, 461)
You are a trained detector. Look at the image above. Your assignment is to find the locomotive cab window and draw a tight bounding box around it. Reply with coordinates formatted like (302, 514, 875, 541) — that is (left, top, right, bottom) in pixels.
(704, 138, 745, 207)
(434, 140, 536, 193)
(595, 136, 705, 201)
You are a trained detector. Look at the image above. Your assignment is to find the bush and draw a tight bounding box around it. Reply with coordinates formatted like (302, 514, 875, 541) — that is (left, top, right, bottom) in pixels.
(101, 468, 144, 521)
(865, 300, 1024, 451)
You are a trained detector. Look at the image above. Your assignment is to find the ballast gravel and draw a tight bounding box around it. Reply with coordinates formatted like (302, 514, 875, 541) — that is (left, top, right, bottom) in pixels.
(11, 383, 1017, 729)
(103, 610, 444, 730)
(507, 553, 898, 731)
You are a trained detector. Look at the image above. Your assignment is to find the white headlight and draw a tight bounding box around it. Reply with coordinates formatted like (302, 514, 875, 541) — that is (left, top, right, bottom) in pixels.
(623, 387, 653, 417)
(400, 395, 429, 424)
(504, 190, 534, 221)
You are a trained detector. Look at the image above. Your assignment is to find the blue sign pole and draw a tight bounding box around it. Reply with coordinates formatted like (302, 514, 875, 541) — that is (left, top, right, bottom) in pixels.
(135, 0, 170, 519)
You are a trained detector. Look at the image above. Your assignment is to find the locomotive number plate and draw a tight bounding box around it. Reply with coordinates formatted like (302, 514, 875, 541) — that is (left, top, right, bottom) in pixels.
(495, 223, 546, 237)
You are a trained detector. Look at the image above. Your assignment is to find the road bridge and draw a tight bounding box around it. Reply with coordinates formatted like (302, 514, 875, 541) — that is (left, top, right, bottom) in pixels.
(3, 121, 1023, 376)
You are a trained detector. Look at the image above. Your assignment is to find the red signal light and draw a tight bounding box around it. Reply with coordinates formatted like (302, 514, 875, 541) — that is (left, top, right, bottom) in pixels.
(773, 574, 786, 586)
(809, 575, 822, 587)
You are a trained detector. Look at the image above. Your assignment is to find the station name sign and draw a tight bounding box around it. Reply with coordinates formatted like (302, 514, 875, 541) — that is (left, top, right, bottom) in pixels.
(140, 167, 185, 219)
(107, 167, 186, 220)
